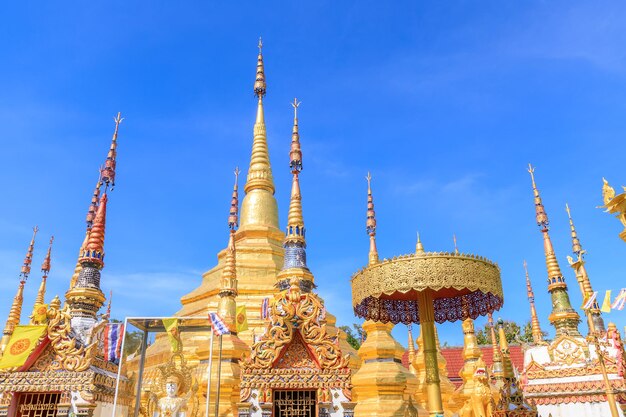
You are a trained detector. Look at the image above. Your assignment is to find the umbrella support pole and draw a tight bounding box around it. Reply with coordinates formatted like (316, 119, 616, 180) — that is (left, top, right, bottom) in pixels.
(417, 291, 444, 417)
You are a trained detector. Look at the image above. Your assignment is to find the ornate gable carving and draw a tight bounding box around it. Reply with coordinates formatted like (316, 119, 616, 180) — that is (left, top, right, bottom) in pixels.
(273, 331, 319, 370)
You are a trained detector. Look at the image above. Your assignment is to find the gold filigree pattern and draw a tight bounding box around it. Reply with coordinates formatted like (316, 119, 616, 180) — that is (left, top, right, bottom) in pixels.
(46, 298, 106, 372)
(243, 284, 349, 370)
(351, 252, 503, 324)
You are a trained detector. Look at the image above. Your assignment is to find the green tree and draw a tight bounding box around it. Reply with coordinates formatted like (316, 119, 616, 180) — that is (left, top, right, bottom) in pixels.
(111, 318, 144, 356)
(339, 323, 365, 350)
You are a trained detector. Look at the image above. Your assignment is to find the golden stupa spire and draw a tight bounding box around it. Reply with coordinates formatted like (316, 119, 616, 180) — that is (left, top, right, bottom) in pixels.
(524, 260, 544, 344)
(244, 37, 275, 196)
(407, 326, 416, 365)
(366, 172, 379, 266)
(1, 227, 38, 354)
(285, 98, 305, 246)
(240, 38, 279, 229)
(29, 236, 54, 324)
(565, 203, 605, 333)
(488, 313, 504, 382)
(496, 318, 514, 378)
(527, 164, 581, 338)
(415, 231, 424, 254)
(218, 169, 240, 330)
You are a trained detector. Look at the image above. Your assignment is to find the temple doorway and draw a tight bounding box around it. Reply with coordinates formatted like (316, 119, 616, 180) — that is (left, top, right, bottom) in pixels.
(273, 390, 316, 417)
(14, 393, 60, 417)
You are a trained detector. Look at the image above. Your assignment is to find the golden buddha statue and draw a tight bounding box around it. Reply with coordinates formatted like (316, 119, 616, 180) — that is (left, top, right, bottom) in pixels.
(147, 353, 198, 417)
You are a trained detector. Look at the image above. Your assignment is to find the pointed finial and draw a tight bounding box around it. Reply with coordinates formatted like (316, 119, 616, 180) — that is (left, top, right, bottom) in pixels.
(285, 105, 306, 245)
(290, 98, 302, 174)
(565, 203, 583, 255)
(366, 172, 379, 265)
(101, 113, 123, 190)
(524, 260, 544, 344)
(106, 290, 112, 318)
(407, 325, 415, 360)
(254, 38, 266, 98)
(218, 176, 239, 329)
(41, 236, 54, 274)
(415, 231, 425, 254)
(528, 163, 548, 228)
(453, 234, 459, 254)
(497, 318, 514, 378)
(228, 168, 240, 230)
(20, 226, 39, 281)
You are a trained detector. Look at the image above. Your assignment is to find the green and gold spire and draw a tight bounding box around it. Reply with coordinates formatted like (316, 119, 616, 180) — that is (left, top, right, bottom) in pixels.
(241, 38, 279, 229)
(527, 164, 580, 338)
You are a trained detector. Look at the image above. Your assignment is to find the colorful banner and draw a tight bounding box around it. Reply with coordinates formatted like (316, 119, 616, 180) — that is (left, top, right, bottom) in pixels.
(31, 304, 48, 324)
(236, 305, 248, 333)
(209, 312, 230, 336)
(582, 291, 598, 310)
(163, 318, 180, 352)
(103, 323, 124, 363)
(612, 289, 626, 311)
(601, 290, 612, 313)
(0, 325, 46, 369)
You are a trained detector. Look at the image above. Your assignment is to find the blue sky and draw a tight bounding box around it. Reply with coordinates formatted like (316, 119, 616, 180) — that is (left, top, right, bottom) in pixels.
(1, 1, 625, 347)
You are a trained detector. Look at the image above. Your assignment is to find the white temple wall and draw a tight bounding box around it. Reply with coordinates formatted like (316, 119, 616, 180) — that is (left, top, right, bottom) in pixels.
(537, 402, 624, 417)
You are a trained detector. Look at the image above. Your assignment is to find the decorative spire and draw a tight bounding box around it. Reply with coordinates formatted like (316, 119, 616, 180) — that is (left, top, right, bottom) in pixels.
(243, 38, 275, 197)
(279, 102, 313, 288)
(527, 165, 580, 338)
(106, 290, 112, 319)
(66, 115, 121, 324)
(524, 261, 544, 344)
(20, 226, 39, 280)
(415, 231, 424, 254)
(80, 193, 108, 268)
(218, 169, 240, 330)
(497, 318, 514, 378)
(407, 326, 416, 365)
(100, 113, 122, 190)
(86, 175, 103, 227)
(453, 234, 459, 254)
(488, 313, 504, 383)
(2, 229, 38, 354)
(366, 172, 379, 266)
(565, 204, 605, 333)
(30, 236, 54, 324)
(285, 99, 305, 247)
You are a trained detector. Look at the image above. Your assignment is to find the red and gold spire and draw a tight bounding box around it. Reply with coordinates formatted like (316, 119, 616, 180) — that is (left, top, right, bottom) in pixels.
(524, 260, 544, 344)
(285, 98, 305, 246)
(1, 227, 38, 354)
(488, 313, 504, 382)
(565, 203, 605, 333)
(30, 236, 54, 324)
(366, 172, 379, 266)
(527, 164, 580, 338)
(66, 114, 122, 321)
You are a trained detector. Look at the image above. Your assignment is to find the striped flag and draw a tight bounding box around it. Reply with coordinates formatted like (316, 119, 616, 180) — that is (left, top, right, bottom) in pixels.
(582, 291, 598, 310)
(104, 323, 124, 363)
(209, 312, 230, 336)
(261, 297, 270, 320)
(612, 289, 626, 311)
(601, 290, 612, 313)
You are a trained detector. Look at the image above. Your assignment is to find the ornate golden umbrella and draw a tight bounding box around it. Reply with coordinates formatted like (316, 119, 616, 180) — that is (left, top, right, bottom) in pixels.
(352, 176, 503, 417)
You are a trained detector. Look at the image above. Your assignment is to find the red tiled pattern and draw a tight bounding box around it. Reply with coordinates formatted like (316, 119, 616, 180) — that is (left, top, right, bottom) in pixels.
(401, 345, 525, 388)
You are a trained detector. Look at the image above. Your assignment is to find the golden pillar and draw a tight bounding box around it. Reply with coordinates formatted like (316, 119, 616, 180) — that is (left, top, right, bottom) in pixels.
(352, 320, 420, 417)
(416, 291, 444, 417)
